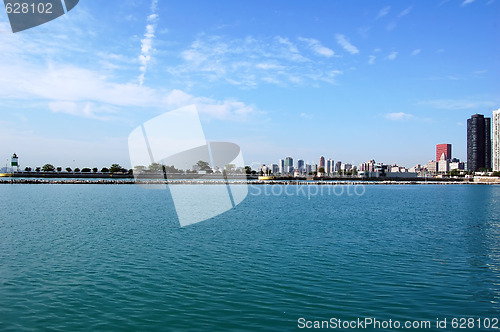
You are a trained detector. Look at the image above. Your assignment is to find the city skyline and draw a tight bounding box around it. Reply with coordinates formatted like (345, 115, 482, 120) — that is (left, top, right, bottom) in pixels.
(0, 1, 499, 168)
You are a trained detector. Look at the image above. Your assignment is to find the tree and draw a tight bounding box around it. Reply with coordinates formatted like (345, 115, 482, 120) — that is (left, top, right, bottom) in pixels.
(318, 167, 325, 173)
(197, 160, 211, 171)
(225, 164, 235, 173)
(492, 171, 500, 177)
(66, 167, 72, 172)
(245, 166, 252, 175)
(134, 165, 146, 173)
(101, 167, 109, 173)
(74, 168, 81, 173)
(149, 163, 163, 172)
(35, 167, 41, 172)
(164, 165, 181, 173)
(92, 168, 98, 173)
(81, 168, 91, 173)
(42, 164, 55, 172)
(56, 167, 62, 172)
(109, 164, 122, 173)
(25, 167, 32, 172)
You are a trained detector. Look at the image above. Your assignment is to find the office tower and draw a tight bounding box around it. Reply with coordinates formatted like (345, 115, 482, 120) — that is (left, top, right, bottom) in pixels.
(436, 144, 451, 162)
(438, 153, 449, 173)
(284, 157, 294, 173)
(279, 159, 284, 174)
(297, 159, 304, 172)
(335, 161, 342, 172)
(467, 114, 491, 172)
(319, 156, 325, 169)
(493, 109, 500, 171)
(271, 164, 279, 174)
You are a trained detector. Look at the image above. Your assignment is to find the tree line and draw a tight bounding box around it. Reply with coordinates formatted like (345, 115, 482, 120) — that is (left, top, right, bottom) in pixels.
(23, 164, 130, 174)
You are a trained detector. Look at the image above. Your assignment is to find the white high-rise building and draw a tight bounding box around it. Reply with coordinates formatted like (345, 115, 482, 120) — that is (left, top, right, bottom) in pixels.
(493, 109, 500, 171)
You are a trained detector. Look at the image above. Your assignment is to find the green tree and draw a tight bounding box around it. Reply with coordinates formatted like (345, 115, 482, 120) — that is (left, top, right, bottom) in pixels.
(318, 167, 325, 173)
(74, 168, 81, 173)
(149, 163, 163, 172)
(101, 167, 109, 173)
(92, 168, 98, 173)
(42, 164, 55, 172)
(81, 168, 91, 173)
(109, 164, 122, 173)
(492, 171, 500, 177)
(56, 167, 62, 172)
(24, 167, 32, 172)
(164, 165, 181, 173)
(197, 160, 211, 171)
(245, 166, 252, 175)
(35, 167, 41, 172)
(134, 165, 146, 173)
(66, 167, 72, 172)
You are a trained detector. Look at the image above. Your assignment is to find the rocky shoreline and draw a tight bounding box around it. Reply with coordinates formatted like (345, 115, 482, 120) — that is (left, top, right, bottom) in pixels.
(0, 178, 491, 185)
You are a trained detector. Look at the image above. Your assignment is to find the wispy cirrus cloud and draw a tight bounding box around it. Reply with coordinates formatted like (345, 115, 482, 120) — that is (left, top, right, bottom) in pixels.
(411, 49, 421, 56)
(387, 52, 398, 60)
(138, 0, 159, 86)
(368, 55, 376, 65)
(398, 6, 412, 17)
(385, 112, 413, 121)
(461, 0, 475, 6)
(376, 6, 391, 19)
(335, 34, 359, 54)
(298, 37, 335, 57)
(169, 35, 343, 87)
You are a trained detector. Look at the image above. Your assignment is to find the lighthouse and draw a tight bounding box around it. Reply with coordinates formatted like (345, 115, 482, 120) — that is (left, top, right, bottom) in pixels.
(11, 153, 19, 172)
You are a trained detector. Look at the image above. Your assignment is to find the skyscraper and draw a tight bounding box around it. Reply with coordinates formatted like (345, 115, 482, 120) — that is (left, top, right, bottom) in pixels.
(284, 157, 294, 173)
(493, 109, 500, 171)
(319, 156, 325, 169)
(279, 159, 284, 174)
(297, 159, 304, 173)
(436, 144, 451, 162)
(467, 114, 491, 172)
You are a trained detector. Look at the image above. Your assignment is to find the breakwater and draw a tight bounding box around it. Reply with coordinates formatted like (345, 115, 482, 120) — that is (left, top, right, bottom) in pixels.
(0, 179, 480, 185)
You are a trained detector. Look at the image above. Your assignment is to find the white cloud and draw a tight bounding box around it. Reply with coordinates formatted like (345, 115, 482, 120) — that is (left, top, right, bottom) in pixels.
(49, 102, 117, 121)
(376, 6, 391, 19)
(335, 34, 359, 55)
(387, 52, 398, 60)
(411, 49, 421, 56)
(163, 89, 258, 120)
(170, 35, 343, 87)
(300, 112, 313, 119)
(398, 6, 412, 17)
(256, 63, 284, 70)
(368, 55, 376, 65)
(138, 0, 159, 86)
(385, 112, 413, 121)
(298, 37, 334, 57)
(461, 0, 475, 5)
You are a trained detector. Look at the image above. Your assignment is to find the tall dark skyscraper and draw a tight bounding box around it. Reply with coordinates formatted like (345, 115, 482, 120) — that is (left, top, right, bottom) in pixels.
(467, 114, 491, 172)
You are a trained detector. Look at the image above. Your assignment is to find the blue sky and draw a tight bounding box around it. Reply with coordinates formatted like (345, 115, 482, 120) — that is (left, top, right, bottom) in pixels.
(0, 0, 498, 169)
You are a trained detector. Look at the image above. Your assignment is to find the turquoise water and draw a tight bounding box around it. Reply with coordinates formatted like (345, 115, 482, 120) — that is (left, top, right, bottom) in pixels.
(0, 184, 499, 331)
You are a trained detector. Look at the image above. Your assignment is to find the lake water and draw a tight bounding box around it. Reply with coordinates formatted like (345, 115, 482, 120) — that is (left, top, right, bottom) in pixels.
(0, 184, 499, 331)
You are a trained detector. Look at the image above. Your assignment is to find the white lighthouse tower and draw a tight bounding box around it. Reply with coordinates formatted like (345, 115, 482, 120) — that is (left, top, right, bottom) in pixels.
(11, 153, 19, 173)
